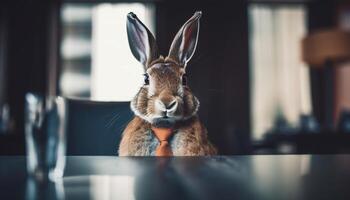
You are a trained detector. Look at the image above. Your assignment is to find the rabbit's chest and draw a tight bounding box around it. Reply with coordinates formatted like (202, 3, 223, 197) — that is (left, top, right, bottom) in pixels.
(143, 129, 188, 156)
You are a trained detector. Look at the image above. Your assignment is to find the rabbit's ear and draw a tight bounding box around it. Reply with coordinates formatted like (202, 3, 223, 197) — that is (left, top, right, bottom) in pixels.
(168, 11, 202, 67)
(127, 12, 159, 68)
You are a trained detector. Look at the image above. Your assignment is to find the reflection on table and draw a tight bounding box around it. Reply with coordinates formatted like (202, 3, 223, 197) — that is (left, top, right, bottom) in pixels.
(1, 155, 350, 200)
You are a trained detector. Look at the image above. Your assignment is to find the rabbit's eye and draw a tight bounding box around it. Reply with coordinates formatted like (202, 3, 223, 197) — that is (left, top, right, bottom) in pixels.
(182, 74, 188, 85)
(144, 73, 149, 85)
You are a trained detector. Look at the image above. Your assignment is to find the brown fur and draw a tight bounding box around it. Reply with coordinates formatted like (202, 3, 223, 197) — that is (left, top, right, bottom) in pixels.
(119, 116, 217, 156)
(119, 11, 217, 156)
(119, 60, 217, 156)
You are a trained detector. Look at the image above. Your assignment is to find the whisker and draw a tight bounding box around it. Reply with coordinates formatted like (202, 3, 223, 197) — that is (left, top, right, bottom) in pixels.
(117, 120, 130, 134)
(105, 112, 121, 128)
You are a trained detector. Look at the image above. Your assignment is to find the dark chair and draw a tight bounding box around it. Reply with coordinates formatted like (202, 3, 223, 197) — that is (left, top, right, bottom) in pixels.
(66, 98, 133, 155)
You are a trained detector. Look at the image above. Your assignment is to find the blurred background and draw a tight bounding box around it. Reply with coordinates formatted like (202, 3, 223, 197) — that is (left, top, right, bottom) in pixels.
(1, 0, 350, 155)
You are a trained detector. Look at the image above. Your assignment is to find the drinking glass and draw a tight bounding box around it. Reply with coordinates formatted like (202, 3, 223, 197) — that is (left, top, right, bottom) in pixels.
(25, 93, 67, 181)
(26, 177, 65, 200)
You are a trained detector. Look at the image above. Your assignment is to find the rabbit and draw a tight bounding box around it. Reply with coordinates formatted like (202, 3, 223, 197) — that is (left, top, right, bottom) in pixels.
(118, 11, 217, 156)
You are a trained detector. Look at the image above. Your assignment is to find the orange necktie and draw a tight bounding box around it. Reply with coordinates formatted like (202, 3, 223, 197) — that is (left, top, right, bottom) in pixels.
(151, 127, 173, 156)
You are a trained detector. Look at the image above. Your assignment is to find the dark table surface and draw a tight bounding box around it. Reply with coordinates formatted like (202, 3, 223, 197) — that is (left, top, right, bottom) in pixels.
(1, 155, 350, 200)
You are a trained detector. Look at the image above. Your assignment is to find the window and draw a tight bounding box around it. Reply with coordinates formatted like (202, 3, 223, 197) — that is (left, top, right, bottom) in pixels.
(60, 3, 155, 101)
(249, 4, 312, 140)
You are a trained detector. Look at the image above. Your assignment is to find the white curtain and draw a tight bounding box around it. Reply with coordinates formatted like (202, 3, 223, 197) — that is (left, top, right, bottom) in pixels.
(249, 5, 312, 140)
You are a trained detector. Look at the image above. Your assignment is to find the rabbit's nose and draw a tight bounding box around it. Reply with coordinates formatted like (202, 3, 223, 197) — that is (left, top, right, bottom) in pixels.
(165, 100, 177, 111)
(155, 99, 178, 113)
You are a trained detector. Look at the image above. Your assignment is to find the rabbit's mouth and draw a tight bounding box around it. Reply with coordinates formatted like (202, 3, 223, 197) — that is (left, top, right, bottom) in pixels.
(152, 117, 176, 128)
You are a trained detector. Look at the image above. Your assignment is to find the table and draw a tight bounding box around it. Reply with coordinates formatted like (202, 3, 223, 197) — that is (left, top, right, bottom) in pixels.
(1, 155, 350, 200)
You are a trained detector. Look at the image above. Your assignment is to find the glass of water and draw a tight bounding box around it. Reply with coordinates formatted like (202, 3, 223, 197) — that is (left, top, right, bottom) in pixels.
(25, 93, 67, 181)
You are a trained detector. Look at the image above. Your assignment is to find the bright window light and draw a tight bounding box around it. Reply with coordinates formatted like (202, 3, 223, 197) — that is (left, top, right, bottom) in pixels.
(60, 3, 154, 100)
(91, 3, 155, 101)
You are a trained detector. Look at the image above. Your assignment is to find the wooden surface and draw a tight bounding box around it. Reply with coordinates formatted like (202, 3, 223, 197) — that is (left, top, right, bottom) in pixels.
(1, 155, 350, 200)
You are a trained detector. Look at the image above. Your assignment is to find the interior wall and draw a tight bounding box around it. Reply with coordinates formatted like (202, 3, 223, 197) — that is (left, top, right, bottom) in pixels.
(0, 1, 55, 154)
(307, 0, 337, 127)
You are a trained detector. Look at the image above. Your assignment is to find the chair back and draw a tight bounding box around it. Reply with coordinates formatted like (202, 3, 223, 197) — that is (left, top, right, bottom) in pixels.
(66, 99, 133, 155)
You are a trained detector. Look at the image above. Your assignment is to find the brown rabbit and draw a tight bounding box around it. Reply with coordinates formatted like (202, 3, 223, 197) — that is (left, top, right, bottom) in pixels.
(118, 11, 217, 156)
